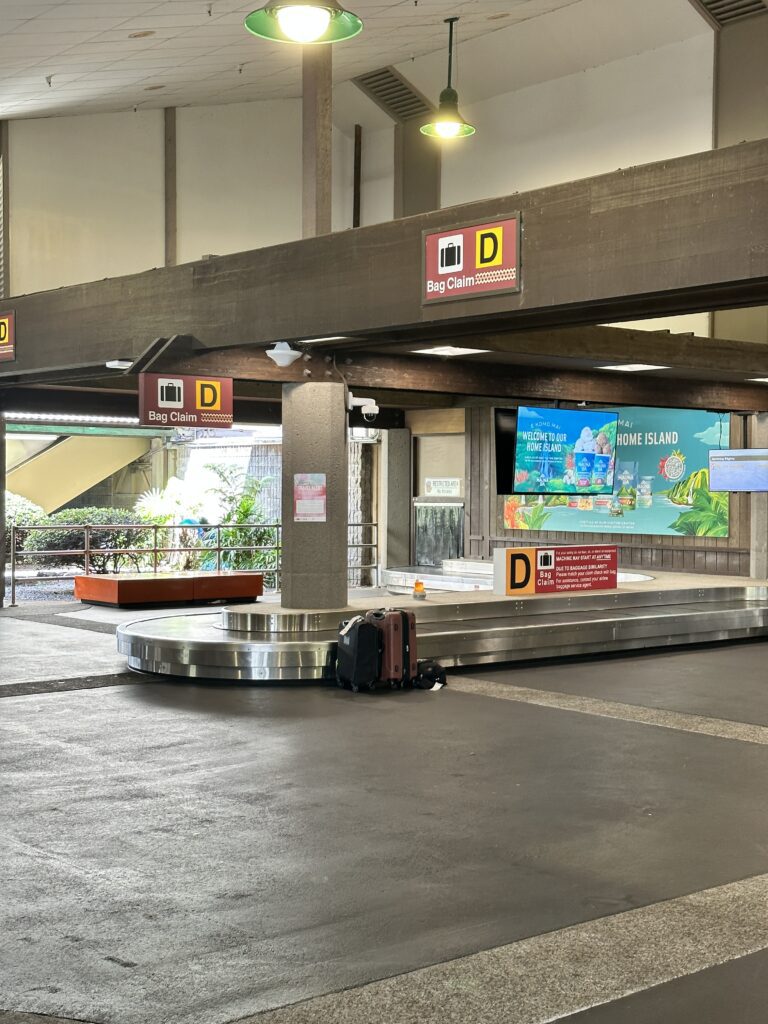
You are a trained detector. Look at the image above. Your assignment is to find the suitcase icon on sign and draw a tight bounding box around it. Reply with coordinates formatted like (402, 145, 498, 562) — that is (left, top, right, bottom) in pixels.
(438, 234, 463, 274)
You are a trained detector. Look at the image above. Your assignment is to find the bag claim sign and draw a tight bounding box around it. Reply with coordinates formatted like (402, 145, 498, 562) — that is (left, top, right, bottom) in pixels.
(423, 217, 521, 303)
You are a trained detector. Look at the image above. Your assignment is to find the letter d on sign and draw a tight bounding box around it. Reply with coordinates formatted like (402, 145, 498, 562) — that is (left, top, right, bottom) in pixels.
(196, 380, 221, 411)
(506, 549, 536, 595)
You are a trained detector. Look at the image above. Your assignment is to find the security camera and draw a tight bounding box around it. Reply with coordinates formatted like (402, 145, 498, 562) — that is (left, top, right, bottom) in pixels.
(348, 392, 379, 422)
(265, 342, 302, 367)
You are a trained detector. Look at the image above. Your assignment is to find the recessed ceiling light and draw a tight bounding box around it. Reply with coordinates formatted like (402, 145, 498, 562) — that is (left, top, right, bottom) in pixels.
(129, 30, 156, 39)
(597, 363, 670, 372)
(105, 359, 133, 370)
(748, 378, 768, 383)
(487, 12, 510, 19)
(412, 346, 491, 357)
(300, 335, 350, 344)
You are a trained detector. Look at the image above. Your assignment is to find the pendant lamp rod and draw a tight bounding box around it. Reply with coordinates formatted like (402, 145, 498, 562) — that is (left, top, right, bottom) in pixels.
(446, 16, 457, 90)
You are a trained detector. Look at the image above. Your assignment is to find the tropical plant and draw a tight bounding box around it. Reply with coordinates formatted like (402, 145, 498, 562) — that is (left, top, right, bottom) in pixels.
(670, 487, 729, 538)
(199, 465, 279, 582)
(22, 507, 154, 573)
(4, 492, 44, 554)
(519, 503, 553, 531)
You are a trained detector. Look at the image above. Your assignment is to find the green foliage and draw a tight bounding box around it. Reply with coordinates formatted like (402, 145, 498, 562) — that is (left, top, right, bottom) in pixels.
(517, 503, 552, 531)
(666, 468, 711, 506)
(4, 492, 45, 554)
(22, 507, 154, 574)
(670, 487, 729, 538)
(199, 466, 278, 582)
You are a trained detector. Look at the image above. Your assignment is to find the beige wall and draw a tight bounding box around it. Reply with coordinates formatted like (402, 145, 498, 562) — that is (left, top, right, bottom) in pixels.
(9, 110, 165, 296)
(176, 100, 302, 264)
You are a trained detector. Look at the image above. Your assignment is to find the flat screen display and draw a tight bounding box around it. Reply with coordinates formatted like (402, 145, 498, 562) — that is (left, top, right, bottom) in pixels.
(513, 406, 619, 494)
(709, 449, 768, 492)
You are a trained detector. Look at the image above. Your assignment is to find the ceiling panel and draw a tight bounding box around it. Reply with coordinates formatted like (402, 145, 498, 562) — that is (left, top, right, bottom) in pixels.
(0, 0, 591, 117)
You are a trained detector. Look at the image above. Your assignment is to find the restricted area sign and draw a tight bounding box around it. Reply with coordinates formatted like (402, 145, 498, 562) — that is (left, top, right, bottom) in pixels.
(0, 310, 15, 363)
(493, 544, 618, 597)
(423, 216, 520, 303)
(138, 372, 233, 428)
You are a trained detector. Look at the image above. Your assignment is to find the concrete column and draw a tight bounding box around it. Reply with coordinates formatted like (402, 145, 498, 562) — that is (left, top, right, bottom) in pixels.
(281, 382, 348, 609)
(379, 428, 411, 568)
(302, 45, 332, 238)
(750, 413, 768, 579)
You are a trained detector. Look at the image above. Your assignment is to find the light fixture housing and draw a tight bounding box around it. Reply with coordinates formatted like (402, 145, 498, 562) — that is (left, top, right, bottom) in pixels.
(244, 0, 362, 44)
(265, 341, 303, 367)
(105, 359, 133, 371)
(413, 346, 490, 357)
(421, 18, 475, 140)
(597, 363, 670, 372)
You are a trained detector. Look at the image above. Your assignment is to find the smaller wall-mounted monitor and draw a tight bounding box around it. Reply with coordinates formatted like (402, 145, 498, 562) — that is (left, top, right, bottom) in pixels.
(513, 406, 619, 495)
(709, 449, 768, 492)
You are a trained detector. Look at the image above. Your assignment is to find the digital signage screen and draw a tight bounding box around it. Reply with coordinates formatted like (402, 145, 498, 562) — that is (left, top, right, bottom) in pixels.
(513, 406, 619, 494)
(709, 449, 768, 492)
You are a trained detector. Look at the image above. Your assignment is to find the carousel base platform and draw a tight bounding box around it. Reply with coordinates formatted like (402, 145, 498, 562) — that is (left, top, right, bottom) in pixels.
(116, 574, 768, 682)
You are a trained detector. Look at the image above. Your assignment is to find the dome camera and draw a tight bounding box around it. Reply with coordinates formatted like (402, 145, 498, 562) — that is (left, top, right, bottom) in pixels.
(361, 401, 379, 422)
(265, 342, 302, 367)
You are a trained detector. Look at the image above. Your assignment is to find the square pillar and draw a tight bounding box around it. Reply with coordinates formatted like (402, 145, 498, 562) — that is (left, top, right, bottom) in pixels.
(281, 381, 348, 609)
(379, 428, 411, 568)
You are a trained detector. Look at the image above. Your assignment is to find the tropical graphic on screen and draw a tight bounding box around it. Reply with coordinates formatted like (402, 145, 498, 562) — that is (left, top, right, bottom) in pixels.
(502, 406, 730, 539)
(513, 407, 619, 495)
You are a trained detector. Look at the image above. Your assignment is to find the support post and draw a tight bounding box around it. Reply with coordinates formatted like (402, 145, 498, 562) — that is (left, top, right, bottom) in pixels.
(281, 382, 348, 609)
(751, 413, 768, 578)
(164, 108, 177, 268)
(379, 428, 412, 568)
(302, 45, 332, 238)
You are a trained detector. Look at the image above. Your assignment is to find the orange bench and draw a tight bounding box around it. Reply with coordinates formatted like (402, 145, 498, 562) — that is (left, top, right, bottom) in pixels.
(74, 571, 264, 606)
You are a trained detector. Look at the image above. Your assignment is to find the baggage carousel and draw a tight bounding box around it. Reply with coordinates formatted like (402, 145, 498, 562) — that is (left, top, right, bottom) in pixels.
(117, 581, 768, 682)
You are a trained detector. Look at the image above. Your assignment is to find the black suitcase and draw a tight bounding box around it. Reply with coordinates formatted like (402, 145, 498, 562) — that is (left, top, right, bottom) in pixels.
(336, 616, 382, 692)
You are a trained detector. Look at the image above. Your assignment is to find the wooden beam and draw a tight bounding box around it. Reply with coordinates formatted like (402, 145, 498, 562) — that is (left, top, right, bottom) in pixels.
(353, 124, 362, 229)
(153, 345, 768, 413)
(5, 139, 768, 379)
(395, 324, 768, 376)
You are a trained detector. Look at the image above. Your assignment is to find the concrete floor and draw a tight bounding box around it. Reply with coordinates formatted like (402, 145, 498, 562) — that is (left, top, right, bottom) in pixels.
(2, 602, 768, 1023)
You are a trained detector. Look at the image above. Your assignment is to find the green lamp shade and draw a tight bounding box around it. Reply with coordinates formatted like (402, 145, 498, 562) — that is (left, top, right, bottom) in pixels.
(245, 2, 363, 44)
(420, 87, 475, 139)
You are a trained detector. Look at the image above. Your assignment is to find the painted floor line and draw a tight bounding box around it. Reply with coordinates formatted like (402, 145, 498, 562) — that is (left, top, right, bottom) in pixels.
(242, 871, 768, 1024)
(449, 676, 768, 746)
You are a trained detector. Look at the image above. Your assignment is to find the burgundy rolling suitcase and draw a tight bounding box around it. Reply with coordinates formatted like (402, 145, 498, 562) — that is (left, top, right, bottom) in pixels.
(365, 609, 418, 688)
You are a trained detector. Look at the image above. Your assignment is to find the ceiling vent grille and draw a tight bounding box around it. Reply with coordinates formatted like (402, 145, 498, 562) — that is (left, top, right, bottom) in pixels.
(353, 67, 432, 122)
(695, 0, 767, 24)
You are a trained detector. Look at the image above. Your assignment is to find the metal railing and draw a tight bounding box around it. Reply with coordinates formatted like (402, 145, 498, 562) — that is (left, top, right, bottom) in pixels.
(6, 521, 379, 606)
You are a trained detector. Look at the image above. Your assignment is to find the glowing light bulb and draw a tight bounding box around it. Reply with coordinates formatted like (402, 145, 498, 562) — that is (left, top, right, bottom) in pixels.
(276, 5, 331, 42)
(434, 120, 462, 139)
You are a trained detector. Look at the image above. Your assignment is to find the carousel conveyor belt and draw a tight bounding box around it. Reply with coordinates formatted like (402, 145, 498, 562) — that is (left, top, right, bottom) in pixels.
(116, 586, 768, 681)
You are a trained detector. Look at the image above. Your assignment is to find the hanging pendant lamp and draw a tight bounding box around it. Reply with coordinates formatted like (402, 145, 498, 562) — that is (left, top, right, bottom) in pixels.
(244, 0, 362, 45)
(420, 17, 475, 139)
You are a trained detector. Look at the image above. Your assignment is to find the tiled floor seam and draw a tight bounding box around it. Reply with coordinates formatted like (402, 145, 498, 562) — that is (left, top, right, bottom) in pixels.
(235, 871, 768, 1024)
(449, 676, 768, 746)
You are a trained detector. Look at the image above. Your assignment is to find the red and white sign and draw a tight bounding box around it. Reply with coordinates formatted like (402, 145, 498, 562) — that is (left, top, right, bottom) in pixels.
(138, 372, 233, 428)
(293, 474, 327, 523)
(494, 544, 618, 596)
(0, 310, 15, 363)
(423, 216, 520, 303)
